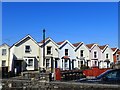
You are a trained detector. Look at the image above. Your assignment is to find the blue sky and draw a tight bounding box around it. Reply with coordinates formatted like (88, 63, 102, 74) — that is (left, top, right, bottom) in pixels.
(2, 2, 118, 47)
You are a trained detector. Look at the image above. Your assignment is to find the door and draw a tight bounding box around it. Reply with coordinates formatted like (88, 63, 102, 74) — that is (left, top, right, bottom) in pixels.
(14, 60, 22, 75)
(72, 60, 74, 69)
(55, 60, 57, 68)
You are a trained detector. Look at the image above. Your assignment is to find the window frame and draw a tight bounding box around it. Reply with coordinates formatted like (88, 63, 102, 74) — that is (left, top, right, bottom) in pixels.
(25, 45, 31, 53)
(2, 49, 6, 56)
(46, 59, 50, 68)
(106, 53, 109, 59)
(2, 60, 6, 67)
(27, 59, 33, 67)
(65, 59, 68, 69)
(117, 54, 120, 61)
(47, 46, 52, 55)
(93, 51, 97, 58)
(65, 49, 68, 56)
(80, 50, 84, 57)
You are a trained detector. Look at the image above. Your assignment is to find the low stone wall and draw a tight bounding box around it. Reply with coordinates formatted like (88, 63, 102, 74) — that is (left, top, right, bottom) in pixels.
(21, 71, 52, 81)
(1, 79, 120, 90)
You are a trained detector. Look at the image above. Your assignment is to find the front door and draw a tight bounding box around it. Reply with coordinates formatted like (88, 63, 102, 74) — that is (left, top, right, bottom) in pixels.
(72, 60, 74, 70)
(14, 60, 22, 75)
(55, 60, 57, 68)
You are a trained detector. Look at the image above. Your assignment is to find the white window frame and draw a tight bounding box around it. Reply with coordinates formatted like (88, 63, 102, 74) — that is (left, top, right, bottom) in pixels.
(65, 49, 69, 56)
(24, 58, 34, 67)
(2, 60, 6, 67)
(106, 53, 109, 59)
(25, 45, 31, 53)
(28, 59, 33, 67)
(2, 49, 6, 56)
(47, 46, 52, 55)
(78, 61, 80, 68)
(46, 59, 50, 68)
(65, 59, 68, 69)
(93, 50, 98, 59)
(80, 50, 84, 57)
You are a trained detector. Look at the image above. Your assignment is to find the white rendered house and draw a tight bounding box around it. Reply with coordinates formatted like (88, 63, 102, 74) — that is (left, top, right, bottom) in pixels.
(0, 44, 10, 68)
(9, 35, 40, 74)
(38, 37, 59, 72)
(73, 42, 90, 69)
(86, 43, 102, 68)
(99, 45, 113, 68)
(57, 40, 76, 70)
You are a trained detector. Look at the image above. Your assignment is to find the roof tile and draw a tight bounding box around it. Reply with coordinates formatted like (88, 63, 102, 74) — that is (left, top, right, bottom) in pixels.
(72, 42, 82, 47)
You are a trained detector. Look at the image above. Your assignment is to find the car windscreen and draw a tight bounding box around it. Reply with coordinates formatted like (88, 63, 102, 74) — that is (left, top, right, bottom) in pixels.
(96, 69, 112, 79)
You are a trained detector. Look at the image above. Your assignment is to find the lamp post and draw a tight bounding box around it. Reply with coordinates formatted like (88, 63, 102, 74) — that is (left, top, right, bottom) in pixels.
(43, 29, 45, 68)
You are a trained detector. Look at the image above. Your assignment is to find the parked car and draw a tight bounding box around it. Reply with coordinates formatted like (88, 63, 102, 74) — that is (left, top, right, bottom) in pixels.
(76, 69, 120, 84)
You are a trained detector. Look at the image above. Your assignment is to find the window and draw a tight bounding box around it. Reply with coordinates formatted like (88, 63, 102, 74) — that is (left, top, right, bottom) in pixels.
(94, 51, 97, 58)
(78, 61, 80, 68)
(65, 60, 68, 69)
(95, 61, 97, 66)
(2, 60, 6, 66)
(2, 49, 6, 56)
(46, 59, 50, 68)
(106, 54, 109, 59)
(80, 50, 84, 57)
(28, 59, 33, 66)
(81, 61, 83, 67)
(65, 49, 68, 56)
(117, 55, 120, 61)
(25, 45, 31, 53)
(106, 71, 118, 79)
(47, 46, 52, 55)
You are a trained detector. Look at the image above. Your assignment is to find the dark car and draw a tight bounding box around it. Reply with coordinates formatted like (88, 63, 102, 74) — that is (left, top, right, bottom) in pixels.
(76, 69, 120, 84)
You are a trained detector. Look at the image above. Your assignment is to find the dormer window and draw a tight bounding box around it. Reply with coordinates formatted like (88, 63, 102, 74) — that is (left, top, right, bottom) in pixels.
(80, 50, 84, 57)
(47, 46, 52, 55)
(94, 51, 97, 58)
(2, 49, 6, 56)
(25, 45, 31, 53)
(65, 49, 68, 56)
(106, 53, 109, 59)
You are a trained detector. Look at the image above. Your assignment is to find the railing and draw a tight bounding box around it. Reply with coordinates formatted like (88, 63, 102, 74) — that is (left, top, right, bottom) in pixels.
(55, 68, 86, 81)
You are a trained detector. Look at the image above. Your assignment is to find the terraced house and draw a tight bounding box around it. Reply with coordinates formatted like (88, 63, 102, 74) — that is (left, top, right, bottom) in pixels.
(0, 34, 119, 75)
(39, 37, 59, 73)
(99, 45, 114, 68)
(9, 35, 40, 74)
(57, 40, 76, 70)
(0, 44, 10, 68)
(112, 48, 119, 64)
(86, 43, 102, 68)
(73, 42, 90, 69)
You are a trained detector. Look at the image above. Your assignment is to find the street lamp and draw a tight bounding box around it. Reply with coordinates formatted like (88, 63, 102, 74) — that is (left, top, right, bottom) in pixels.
(43, 29, 45, 67)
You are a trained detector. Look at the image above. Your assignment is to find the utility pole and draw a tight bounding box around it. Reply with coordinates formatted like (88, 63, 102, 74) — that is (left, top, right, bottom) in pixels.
(43, 29, 45, 68)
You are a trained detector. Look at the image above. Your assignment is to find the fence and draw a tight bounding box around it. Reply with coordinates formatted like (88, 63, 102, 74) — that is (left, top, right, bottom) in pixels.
(55, 68, 85, 81)
(83, 67, 110, 77)
(55, 67, 110, 80)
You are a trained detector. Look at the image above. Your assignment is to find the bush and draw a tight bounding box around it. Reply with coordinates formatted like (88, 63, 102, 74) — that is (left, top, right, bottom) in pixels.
(80, 65, 89, 70)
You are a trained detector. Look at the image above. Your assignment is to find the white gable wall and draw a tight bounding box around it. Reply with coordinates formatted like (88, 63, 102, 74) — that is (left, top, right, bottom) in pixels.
(0, 44, 9, 67)
(40, 40, 59, 69)
(9, 38, 40, 71)
(59, 42, 76, 69)
(102, 46, 113, 68)
(90, 45, 102, 67)
(75, 44, 90, 68)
